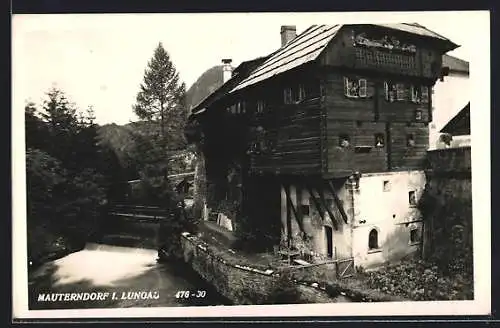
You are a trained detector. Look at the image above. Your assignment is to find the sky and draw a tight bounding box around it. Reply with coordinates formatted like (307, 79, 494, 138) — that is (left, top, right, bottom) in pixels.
(13, 11, 485, 125)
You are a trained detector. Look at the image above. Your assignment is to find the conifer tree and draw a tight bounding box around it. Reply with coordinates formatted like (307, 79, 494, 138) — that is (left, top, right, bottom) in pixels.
(133, 42, 187, 151)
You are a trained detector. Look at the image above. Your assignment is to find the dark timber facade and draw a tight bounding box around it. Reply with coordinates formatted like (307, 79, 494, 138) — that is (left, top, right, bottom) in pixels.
(186, 24, 458, 269)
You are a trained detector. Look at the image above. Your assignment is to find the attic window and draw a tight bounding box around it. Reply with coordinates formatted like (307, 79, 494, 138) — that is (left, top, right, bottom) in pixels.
(339, 134, 350, 148)
(374, 133, 385, 148)
(344, 77, 367, 98)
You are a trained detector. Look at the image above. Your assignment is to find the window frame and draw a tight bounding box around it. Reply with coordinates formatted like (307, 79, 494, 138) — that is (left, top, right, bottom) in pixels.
(408, 190, 417, 207)
(383, 180, 391, 192)
(409, 227, 421, 245)
(256, 100, 265, 114)
(407, 133, 416, 148)
(298, 84, 306, 102)
(344, 77, 368, 99)
(368, 228, 381, 253)
(385, 81, 411, 102)
(338, 134, 351, 148)
(374, 133, 385, 148)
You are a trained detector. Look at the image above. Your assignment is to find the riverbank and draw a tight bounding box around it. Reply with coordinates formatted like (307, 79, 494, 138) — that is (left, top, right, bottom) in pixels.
(28, 243, 230, 310)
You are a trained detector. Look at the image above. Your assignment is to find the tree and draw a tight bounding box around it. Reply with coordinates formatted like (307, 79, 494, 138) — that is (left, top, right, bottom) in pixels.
(133, 42, 187, 152)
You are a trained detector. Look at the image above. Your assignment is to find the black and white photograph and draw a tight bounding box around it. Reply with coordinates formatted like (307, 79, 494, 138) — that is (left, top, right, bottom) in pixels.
(12, 11, 490, 319)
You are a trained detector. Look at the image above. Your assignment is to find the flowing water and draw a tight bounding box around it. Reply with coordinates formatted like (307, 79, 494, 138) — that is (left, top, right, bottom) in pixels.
(28, 219, 229, 310)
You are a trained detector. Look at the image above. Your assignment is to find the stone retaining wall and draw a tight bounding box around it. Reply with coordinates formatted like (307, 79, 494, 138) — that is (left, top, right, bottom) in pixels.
(180, 232, 342, 305)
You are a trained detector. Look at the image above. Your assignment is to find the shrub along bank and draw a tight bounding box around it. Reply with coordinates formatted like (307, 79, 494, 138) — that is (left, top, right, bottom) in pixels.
(357, 259, 473, 301)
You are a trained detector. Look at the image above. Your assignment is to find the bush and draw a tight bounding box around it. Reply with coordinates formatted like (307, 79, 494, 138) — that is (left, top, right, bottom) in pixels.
(267, 271, 302, 304)
(361, 259, 473, 301)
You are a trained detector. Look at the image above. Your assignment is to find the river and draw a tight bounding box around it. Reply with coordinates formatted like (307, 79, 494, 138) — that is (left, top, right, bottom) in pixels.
(28, 242, 230, 310)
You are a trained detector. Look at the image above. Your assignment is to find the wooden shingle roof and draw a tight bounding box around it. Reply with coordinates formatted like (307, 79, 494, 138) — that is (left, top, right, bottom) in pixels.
(440, 102, 470, 136)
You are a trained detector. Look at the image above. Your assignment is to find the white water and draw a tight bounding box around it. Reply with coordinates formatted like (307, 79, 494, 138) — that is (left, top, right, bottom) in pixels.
(32, 243, 159, 287)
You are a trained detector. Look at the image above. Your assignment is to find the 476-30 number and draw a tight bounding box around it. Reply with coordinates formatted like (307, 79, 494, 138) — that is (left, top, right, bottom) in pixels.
(175, 290, 206, 298)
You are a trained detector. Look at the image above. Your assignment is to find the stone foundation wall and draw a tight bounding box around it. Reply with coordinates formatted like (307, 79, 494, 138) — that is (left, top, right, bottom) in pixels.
(179, 232, 342, 305)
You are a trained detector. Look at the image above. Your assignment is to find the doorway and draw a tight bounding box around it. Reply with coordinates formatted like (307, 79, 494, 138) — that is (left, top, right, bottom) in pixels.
(325, 225, 333, 258)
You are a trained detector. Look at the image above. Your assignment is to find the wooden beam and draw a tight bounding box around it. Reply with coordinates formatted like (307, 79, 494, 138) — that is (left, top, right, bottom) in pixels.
(304, 183, 325, 223)
(284, 182, 307, 239)
(284, 184, 292, 248)
(315, 184, 339, 231)
(284, 185, 299, 222)
(326, 180, 349, 224)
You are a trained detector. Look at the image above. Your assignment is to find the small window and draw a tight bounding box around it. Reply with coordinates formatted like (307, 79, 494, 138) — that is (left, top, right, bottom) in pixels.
(300, 205, 310, 216)
(415, 109, 423, 121)
(359, 79, 367, 97)
(257, 100, 265, 113)
(410, 228, 420, 244)
(339, 134, 350, 148)
(284, 88, 292, 104)
(344, 77, 367, 98)
(422, 86, 430, 103)
(385, 81, 396, 102)
(298, 84, 306, 101)
(396, 83, 406, 101)
(385, 81, 407, 102)
(383, 180, 391, 192)
(368, 229, 379, 250)
(407, 134, 415, 147)
(374, 133, 385, 148)
(411, 85, 422, 104)
(409, 190, 417, 206)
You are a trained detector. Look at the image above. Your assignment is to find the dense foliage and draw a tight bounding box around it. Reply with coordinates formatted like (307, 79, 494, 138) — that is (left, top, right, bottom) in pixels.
(25, 88, 122, 266)
(360, 259, 473, 301)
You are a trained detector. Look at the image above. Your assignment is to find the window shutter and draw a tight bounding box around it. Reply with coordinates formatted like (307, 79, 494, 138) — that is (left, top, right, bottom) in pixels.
(359, 79, 367, 97)
(421, 86, 429, 104)
(344, 77, 349, 97)
(384, 81, 389, 101)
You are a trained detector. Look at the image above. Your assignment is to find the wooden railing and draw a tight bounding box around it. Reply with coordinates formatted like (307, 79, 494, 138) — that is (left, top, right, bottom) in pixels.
(108, 204, 171, 222)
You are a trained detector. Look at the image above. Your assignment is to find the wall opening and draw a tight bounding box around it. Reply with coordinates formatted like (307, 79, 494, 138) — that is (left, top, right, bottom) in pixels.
(410, 228, 420, 244)
(383, 180, 391, 192)
(409, 190, 417, 207)
(325, 225, 333, 258)
(368, 228, 379, 250)
(300, 204, 310, 216)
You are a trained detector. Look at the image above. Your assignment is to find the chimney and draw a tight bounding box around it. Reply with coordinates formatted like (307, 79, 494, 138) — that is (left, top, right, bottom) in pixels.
(280, 25, 297, 47)
(222, 59, 233, 83)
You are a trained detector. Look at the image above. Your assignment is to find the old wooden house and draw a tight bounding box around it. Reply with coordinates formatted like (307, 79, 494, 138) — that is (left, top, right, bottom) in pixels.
(186, 24, 458, 270)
